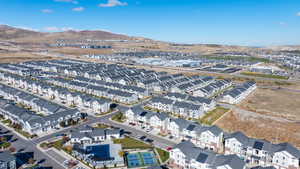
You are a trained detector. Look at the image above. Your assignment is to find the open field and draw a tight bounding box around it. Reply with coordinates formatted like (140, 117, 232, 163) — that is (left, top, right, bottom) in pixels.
(198, 106, 230, 125)
(0, 52, 57, 63)
(50, 47, 114, 56)
(240, 72, 288, 80)
(216, 110, 300, 148)
(239, 88, 300, 121)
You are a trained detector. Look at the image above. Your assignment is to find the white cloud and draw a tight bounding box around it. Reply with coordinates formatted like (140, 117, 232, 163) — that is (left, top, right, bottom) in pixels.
(99, 0, 127, 7)
(41, 9, 53, 13)
(44, 27, 60, 32)
(279, 22, 286, 26)
(16, 26, 39, 32)
(43, 26, 79, 32)
(61, 27, 78, 31)
(72, 7, 85, 12)
(54, 0, 78, 4)
(297, 12, 300, 16)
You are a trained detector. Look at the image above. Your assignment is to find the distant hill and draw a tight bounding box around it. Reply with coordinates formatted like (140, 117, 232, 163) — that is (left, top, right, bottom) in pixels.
(0, 25, 43, 40)
(0, 25, 131, 42)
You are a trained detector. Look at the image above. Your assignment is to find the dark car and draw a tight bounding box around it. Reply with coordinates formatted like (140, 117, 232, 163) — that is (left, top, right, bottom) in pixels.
(145, 138, 153, 143)
(139, 136, 146, 140)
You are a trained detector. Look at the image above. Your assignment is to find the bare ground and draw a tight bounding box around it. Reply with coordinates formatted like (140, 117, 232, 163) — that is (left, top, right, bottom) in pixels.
(216, 110, 300, 148)
(239, 88, 300, 121)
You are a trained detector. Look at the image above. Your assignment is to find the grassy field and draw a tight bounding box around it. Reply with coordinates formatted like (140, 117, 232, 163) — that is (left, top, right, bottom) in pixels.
(156, 148, 170, 163)
(94, 123, 110, 128)
(113, 137, 152, 149)
(111, 112, 126, 123)
(198, 107, 230, 125)
(240, 72, 288, 80)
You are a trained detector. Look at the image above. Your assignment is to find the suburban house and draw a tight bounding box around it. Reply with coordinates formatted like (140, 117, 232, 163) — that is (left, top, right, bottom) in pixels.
(225, 132, 300, 169)
(169, 141, 246, 169)
(70, 125, 121, 145)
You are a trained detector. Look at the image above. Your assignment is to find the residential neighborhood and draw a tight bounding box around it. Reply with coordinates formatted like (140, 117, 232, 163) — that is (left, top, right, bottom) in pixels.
(0, 59, 299, 169)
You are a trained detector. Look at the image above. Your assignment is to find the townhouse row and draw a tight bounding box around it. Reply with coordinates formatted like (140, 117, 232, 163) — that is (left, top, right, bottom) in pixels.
(44, 77, 140, 104)
(123, 106, 300, 169)
(164, 92, 216, 111)
(191, 79, 232, 98)
(0, 73, 112, 114)
(0, 97, 82, 135)
(146, 97, 203, 119)
(11, 60, 217, 94)
(1, 60, 230, 97)
(124, 106, 224, 152)
(145, 92, 216, 119)
(220, 81, 257, 104)
(170, 141, 247, 169)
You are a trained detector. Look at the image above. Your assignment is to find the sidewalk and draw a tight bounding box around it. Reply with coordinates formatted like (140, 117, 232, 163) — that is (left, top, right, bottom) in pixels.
(0, 121, 30, 141)
(37, 142, 90, 169)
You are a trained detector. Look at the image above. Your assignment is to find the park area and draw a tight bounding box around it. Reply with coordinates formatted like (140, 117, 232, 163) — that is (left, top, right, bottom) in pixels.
(113, 137, 152, 149)
(198, 106, 230, 125)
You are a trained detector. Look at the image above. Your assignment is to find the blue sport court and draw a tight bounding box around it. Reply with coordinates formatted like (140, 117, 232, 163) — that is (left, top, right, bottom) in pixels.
(126, 151, 158, 168)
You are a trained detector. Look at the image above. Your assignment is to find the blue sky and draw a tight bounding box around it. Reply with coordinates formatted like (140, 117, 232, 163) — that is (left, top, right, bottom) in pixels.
(0, 0, 299, 46)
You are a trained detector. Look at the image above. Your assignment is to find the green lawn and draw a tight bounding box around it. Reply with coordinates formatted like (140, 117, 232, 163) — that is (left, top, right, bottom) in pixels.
(0, 142, 11, 149)
(199, 107, 230, 125)
(15, 129, 33, 138)
(50, 139, 64, 150)
(113, 137, 152, 149)
(2, 119, 12, 124)
(156, 148, 170, 163)
(111, 112, 126, 123)
(95, 123, 110, 128)
(241, 72, 288, 80)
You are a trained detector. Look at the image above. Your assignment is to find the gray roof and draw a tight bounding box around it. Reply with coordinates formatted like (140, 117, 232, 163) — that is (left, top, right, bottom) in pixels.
(211, 154, 246, 169)
(272, 142, 300, 158)
(0, 151, 15, 162)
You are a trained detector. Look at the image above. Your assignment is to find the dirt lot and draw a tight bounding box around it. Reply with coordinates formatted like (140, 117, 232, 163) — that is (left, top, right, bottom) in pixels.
(239, 88, 300, 121)
(216, 110, 300, 148)
(0, 52, 57, 63)
(50, 47, 114, 56)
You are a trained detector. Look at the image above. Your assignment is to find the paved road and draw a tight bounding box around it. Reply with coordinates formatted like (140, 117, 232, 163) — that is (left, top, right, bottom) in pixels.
(34, 109, 176, 149)
(0, 124, 64, 169)
(97, 113, 177, 149)
(32, 111, 118, 144)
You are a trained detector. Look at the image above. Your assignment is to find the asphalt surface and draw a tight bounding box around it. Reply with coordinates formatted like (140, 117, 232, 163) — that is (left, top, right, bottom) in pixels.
(0, 124, 65, 169)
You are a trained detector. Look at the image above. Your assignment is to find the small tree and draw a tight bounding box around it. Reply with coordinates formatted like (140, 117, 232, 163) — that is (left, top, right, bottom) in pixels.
(118, 151, 125, 157)
(64, 145, 73, 153)
(28, 158, 35, 165)
(0, 136, 7, 142)
(9, 147, 16, 152)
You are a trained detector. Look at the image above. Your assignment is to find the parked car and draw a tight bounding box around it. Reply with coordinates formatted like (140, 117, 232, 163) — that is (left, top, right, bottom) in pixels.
(145, 138, 153, 143)
(139, 136, 146, 140)
(167, 147, 172, 151)
(129, 122, 136, 126)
